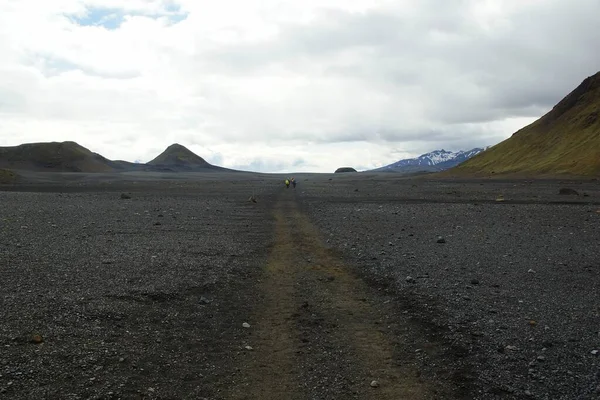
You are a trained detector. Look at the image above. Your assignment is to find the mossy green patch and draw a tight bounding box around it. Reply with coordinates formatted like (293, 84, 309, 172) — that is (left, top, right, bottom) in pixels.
(0, 169, 18, 184)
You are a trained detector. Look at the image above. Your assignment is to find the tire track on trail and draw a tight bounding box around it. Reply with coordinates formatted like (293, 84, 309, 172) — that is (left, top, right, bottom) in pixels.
(228, 195, 444, 399)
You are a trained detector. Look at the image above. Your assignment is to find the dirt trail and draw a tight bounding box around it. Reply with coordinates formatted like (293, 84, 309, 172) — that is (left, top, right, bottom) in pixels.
(227, 195, 446, 399)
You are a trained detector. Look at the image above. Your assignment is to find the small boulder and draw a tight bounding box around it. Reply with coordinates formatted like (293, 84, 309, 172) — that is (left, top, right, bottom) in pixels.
(31, 334, 44, 344)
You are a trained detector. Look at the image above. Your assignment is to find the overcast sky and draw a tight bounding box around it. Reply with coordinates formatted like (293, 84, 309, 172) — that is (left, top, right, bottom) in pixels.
(0, 0, 599, 172)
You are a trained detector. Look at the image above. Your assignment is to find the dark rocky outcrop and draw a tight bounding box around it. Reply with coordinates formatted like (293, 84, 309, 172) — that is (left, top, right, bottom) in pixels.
(334, 167, 357, 173)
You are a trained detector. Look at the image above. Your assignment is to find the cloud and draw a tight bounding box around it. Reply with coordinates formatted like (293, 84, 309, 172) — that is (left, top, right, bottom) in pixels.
(0, 0, 599, 172)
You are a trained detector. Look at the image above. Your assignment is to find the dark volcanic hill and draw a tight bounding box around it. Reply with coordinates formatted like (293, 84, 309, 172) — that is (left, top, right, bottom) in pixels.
(0, 141, 231, 173)
(335, 167, 357, 173)
(0, 141, 120, 172)
(147, 144, 224, 171)
(451, 71, 600, 176)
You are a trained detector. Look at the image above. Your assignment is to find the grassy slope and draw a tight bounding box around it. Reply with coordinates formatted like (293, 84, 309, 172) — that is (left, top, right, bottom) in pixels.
(451, 72, 600, 177)
(0, 141, 114, 172)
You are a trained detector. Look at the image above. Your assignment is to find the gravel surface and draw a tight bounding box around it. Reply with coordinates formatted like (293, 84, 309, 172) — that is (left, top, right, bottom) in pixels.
(0, 179, 276, 399)
(1, 173, 599, 399)
(300, 176, 600, 399)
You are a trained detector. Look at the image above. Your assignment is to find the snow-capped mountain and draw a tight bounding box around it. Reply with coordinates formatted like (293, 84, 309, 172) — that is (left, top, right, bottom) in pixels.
(373, 147, 488, 173)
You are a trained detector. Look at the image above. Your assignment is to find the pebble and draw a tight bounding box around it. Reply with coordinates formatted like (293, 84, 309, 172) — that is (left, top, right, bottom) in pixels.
(200, 297, 211, 304)
(242, 322, 251, 328)
(525, 390, 533, 396)
(370, 380, 379, 388)
(436, 236, 446, 243)
(406, 276, 416, 284)
(537, 355, 546, 362)
(244, 345, 253, 351)
(528, 269, 535, 273)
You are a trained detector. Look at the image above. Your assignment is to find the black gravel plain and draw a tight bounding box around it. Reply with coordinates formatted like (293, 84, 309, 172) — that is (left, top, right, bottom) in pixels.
(1, 175, 277, 399)
(1, 172, 600, 399)
(300, 174, 600, 400)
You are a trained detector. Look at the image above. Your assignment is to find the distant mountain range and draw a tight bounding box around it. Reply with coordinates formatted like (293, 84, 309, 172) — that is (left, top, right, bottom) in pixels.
(0, 141, 231, 173)
(372, 147, 488, 173)
(3, 68, 600, 180)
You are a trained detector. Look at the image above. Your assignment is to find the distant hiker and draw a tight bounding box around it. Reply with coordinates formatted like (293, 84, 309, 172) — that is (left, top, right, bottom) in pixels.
(291, 177, 297, 189)
(285, 179, 290, 188)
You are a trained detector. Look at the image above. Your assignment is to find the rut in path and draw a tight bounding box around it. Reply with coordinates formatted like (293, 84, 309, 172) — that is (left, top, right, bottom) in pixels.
(228, 197, 440, 400)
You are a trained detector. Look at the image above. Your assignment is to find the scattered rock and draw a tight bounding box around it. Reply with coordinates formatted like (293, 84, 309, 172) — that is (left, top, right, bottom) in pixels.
(559, 188, 579, 196)
(242, 322, 251, 329)
(244, 345, 253, 351)
(537, 355, 546, 362)
(31, 334, 44, 344)
(120, 193, 131, 199)
(406, 276, 416, 284)
(370, 380, 380, 388)
(436, 236, 446, 244)
(591, 350, 599, 356)
(199, 297, 211, 305)
(528, 269, 536, 273)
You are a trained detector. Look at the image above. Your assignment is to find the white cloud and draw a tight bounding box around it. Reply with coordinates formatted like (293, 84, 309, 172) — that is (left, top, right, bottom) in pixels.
(0, 0, 599, 172)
